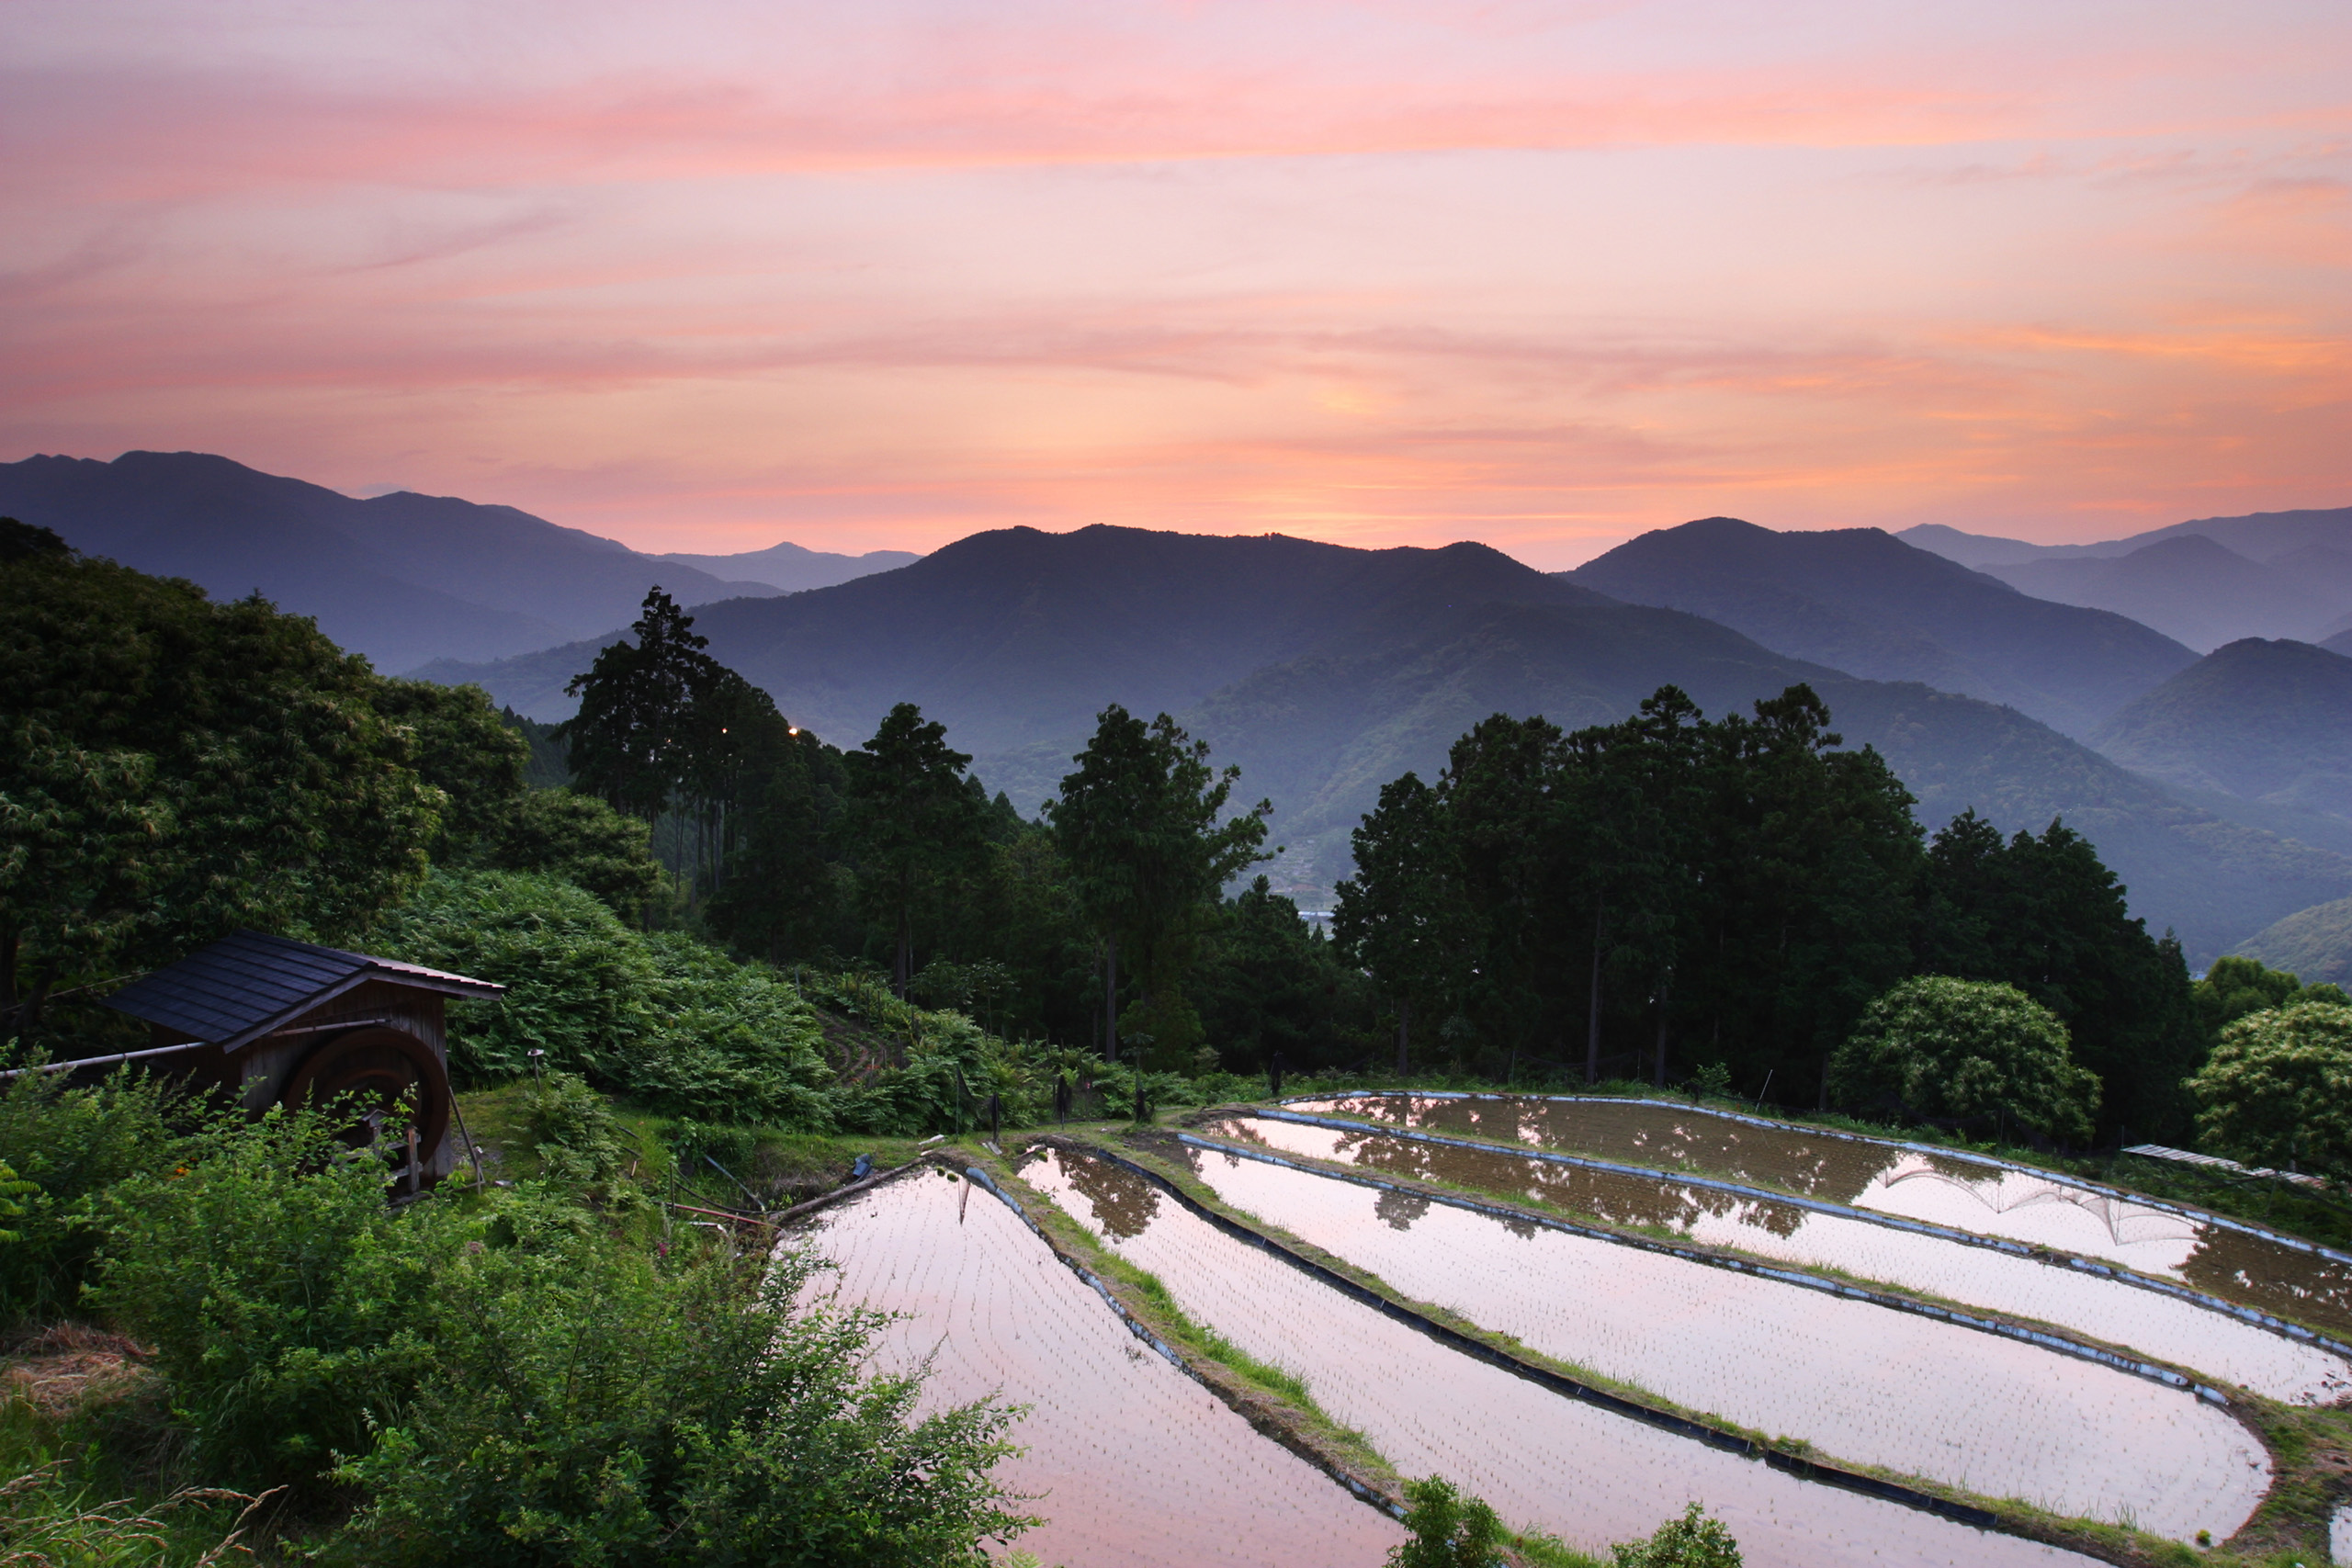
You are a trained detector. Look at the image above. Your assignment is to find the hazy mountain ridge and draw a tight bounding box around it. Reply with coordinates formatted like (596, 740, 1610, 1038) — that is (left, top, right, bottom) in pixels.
(0, 451, 789, 672)
(1560, 516, 2195, 737)
(655, 539, 921, 592)
(1902, 506, 2352, 650)
(2235, 897, 2352, 988)
(2091, 639, 2352, 821)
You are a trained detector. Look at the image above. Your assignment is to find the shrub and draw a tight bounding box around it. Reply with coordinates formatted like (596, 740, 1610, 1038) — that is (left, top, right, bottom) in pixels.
(338, 1240, 1033, 1566)
(1611, 1503, 1742, 1567)
(2188, 999, 2352, 1179)
(1388, 1475, 1504, 1568)
(516, 1069, 634, 1187)
(1829, 976, 2099, 1141)
(0, 1066, 182, 1322)
(374, 870, 839, 1127)
(85, 1107, 453, 1487)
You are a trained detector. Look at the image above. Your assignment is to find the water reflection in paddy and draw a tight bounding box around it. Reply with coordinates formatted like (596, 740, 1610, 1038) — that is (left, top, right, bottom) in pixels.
(1290, 1093, 2352, 1338)
(1021, 1148, 2103, 1568)
(1178, 1138, 2267, 1540)
(1204, 1114, 2348, 1404)
(800, 1168, 1406, 1568)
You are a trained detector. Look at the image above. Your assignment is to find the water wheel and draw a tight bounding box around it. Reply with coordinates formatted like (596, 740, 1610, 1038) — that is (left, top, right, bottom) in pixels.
(281, 1026, 451, 1173)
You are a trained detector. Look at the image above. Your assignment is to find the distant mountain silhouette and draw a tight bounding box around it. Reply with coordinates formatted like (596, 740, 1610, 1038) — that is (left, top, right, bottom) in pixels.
(416, 523, 1612, 738)
(0, 451, 784, 672)
(655, 540, 922, 593)
(424, 523, 2346, 962)
(2092, 639, 2352, 830)
(2233, 896, 2352, 988)
(1559, 517, 2193, 737)
(1984, 536, 2352, 652)
(1901, 506, 2352, 649)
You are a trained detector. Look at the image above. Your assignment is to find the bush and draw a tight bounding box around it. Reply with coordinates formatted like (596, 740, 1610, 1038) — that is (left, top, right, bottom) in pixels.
(338, 1240, 1032, 1566)
(1829, 976, 2099, 1142)
(373, 870, 839, 1127)
(1611, 1503, 1742, 1568)
(86, 1107, 453, 1487)
(0, 1066, 182, 1322)
(516, 1069, 635, 1187)
(1387, 1475, 1504, 1568)
(2188, 1000, 2352, 1179)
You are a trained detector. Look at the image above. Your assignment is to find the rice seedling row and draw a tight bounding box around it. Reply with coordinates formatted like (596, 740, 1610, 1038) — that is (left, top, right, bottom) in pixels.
(1170, 1132, 2267, 1541)
(1289, 1092, 2352, 1337)
(797, 1161, 1408, 1567)
(1218, 1109, 2351, 1403)
(1021, 1144, 2110, 1568)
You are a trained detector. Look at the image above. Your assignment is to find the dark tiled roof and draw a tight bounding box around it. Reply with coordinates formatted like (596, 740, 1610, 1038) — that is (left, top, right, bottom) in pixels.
(107, 929, 503, 1052)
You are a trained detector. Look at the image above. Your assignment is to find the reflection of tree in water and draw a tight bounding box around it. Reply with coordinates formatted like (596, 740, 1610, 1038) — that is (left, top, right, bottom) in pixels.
(2181, 1233, 2352, 1340)
(1374, 1188, 1430, 1232)
(1393, 1095, 1896, 1206)
(1331, 1126, 1807, 1242)
(1056, 1151, 1163, 1240)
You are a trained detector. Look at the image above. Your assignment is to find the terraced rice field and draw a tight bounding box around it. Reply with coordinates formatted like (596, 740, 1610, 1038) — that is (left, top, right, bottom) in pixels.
(1170, 1135, 2268, 1540)
(1022, 1146, 2107, 1568)
(1291, 1092, 2352, 1338)
(799, 1166, 1407, 1568)
(1200, 1112, 2351, 1404)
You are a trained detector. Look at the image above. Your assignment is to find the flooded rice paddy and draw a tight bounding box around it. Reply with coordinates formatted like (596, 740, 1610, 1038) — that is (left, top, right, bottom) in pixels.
(799, 1167, 1407, 1568)
(1203, 1113, 2351, 1404)
(1289, 1093, 2352, 1342)
(1170, 1136, 2268, 1540)
(1021, 1146, 2111, 1568)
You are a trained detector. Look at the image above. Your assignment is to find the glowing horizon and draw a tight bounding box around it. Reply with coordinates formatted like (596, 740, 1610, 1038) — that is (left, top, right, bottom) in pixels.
(3, 2, 2346, 569)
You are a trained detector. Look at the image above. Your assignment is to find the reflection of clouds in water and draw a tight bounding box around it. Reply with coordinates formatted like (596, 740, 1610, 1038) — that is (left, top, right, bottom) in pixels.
(1858, 1159, 2201, 1275)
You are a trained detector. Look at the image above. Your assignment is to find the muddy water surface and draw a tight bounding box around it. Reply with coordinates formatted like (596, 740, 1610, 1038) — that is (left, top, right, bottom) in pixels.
(1021, 1147, 2108, 1568)
(800, 1168, 1406, 1568)
(1291, 1093, 2352, 1338)
(1203, 1114, 2349, 1403)
(1178, 1137, 2269, 1540)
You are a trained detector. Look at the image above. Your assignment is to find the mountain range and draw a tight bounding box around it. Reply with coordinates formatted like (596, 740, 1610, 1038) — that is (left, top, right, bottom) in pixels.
(0, 452, 916, 672)
(17, 448, 2352, 967)
(418, 521, 2352, 964)
(654, 540, 922, 593)
(1560, 516, 2194, 739)
(1901, 508, 2352, 651)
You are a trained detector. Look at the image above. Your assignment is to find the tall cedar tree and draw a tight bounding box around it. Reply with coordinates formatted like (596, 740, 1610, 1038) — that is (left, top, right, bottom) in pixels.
(559, 588, 724, 822)
(1046, 705, 1272, 1063)
(1334, 773, 1475, 1072)
(1918, 810, 2203, 1141)
(842, 704, 986, 996)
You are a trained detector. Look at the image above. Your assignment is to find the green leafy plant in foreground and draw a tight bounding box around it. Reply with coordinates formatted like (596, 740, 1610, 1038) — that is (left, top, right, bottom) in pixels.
(1388, 1475, 1505, 1567)
(1609, 1503, 1743, 1567)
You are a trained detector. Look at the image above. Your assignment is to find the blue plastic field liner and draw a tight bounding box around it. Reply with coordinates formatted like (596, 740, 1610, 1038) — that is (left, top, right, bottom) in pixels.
(1053, 1141, 2036, 1540)
(1260, 1100, 2352, 1364)
(1191, 1122, 2238, 1407)
(1285, 1089, 2352, 1269)
(956, 1162, 1408, 1523)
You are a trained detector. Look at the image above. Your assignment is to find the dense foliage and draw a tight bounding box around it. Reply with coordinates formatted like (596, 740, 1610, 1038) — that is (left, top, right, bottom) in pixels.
(1333, 683, 2204, 1140)
(1, 538, 436, 1043)
(1830, 977, 2099, 1142)
(2188, 1000, 2352, 1180)
(25, 1098, 1031, 1563)
(1387, 1476, 1503, 1568)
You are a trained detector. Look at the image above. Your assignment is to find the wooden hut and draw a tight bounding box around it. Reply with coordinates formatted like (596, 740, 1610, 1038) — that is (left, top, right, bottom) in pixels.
(105, 929, 503, 1186)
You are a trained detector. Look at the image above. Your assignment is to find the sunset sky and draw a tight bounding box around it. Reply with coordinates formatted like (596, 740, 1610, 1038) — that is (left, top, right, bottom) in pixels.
(4, 2, 2346, 566)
